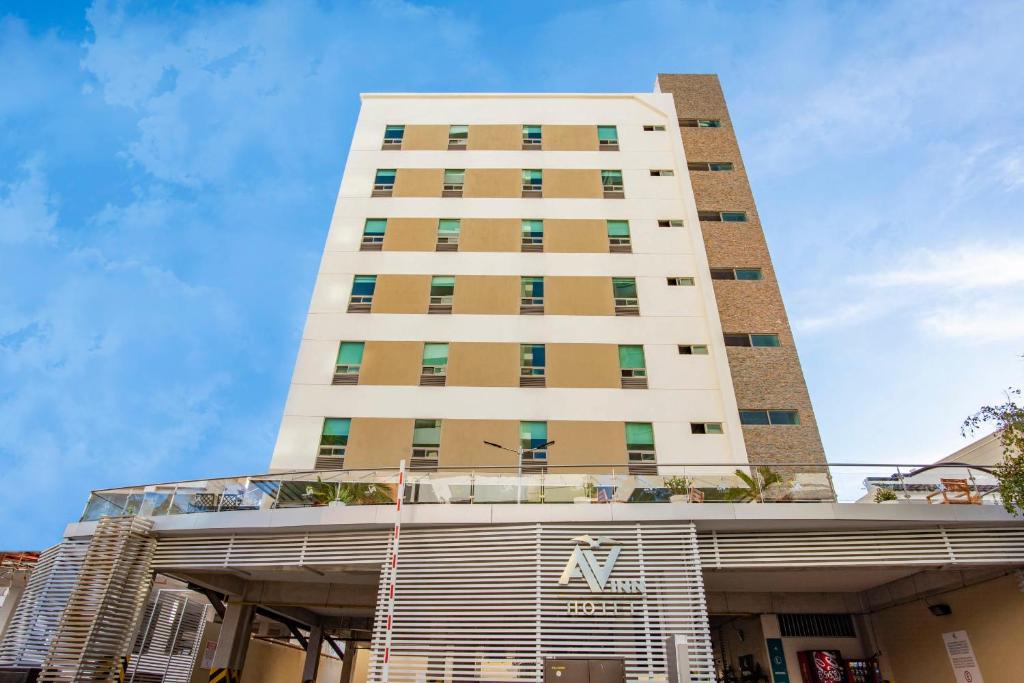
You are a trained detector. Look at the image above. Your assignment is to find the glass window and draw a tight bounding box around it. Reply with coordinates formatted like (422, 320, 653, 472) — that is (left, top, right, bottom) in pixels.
(678, 345, 709, 355)
(697, 119, 721, 127)
(735, 268, 763, 280)
(597, 125, 618, 143)
(643, 124, 666, 132)
(721, 211, 747, 222)
(438, 218, 460, 235)
(413, 419, 441, 447)
(708, 162, 733, 171)
(724, 334, 752, 347)
(522, 219, 544, 239)
(523, 125, 542, 141)
(351, 275, 376, 297)
(337, 342, 364, 366)
(443, 169, 465, 186)
(521, 343, 545, 374)
(625, 422, 655, 449)
(520, 421, 548, 450)
(448, 125, 468, 141)
(601, 169, 623, 188)
(612, 277, 637, 299)
(607, 220, 630, 238)
(667, 277, 695, 286)
(430, 275, 455, 297)
(422, 343, 449, 367)
(710, 268, 734, 280)
(521, 276, 544, 300)
(522, 169, 543, 186)
(363, 219, 387, 237)
(690, 422, 722, 435)
(321, 418, 350, 445)
(658, 219, 684, 227)
(618, 345, 646, 370)
(750, 334, 780, 347)
(383, 125, 405, 141)
(374, 169, 396, 186)
(768, 410, 800, 425)
(739, 410, 770, 425)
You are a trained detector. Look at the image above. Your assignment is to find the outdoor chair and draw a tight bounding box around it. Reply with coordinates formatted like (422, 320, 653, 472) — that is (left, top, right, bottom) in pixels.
(688, 486, 705, 503)
(926, 478, 982, 505)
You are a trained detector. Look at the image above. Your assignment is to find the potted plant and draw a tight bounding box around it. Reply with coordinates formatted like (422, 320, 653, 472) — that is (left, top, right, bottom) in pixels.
(337, 482, 394, 506)
(575, 479, 597, 504)
(725, 467, 791, 503)
(665, 476, 693, 503)
(304, 477, 337, 507)
(873, 487, 899, 504)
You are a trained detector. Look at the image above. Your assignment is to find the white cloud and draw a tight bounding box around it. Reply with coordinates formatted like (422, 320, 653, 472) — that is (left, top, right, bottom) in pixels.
(920, 299, 1024, 342)
(0, 157, 57, 245)
(860, 244, 1024, 290)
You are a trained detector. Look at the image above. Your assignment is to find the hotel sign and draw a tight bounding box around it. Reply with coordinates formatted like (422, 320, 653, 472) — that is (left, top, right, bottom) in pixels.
(558, 535, 647, 594)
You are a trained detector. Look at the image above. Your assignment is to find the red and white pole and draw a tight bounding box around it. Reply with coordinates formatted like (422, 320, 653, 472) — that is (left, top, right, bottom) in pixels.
(380, 459, 406, 682)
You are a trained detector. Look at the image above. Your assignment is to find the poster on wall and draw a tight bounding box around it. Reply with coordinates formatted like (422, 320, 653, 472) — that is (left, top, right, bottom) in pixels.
(765, 639, 790, 683)
(200, 639, 218, 669)
(943, 631, 985, 683)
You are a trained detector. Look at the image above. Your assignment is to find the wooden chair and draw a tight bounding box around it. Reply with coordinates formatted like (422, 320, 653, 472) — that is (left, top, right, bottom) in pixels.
(926, 478, 982, 505)
(688, 486, 705, 503)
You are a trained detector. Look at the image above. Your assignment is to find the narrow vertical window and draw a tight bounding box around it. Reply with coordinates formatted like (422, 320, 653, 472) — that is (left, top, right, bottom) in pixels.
(361, 218, 386, 251)
(317, 417, 350, 467)
(520, 421, 549, 473)
(602, 169, 624, 198)
(618, 345, 648, 389)
(607, 220, 631, 253)
(625, 422, 656, 475)
(520, 276, 544, 315)
(372, 169, 396, 197)
(419, 343, 449, 386)
(429, 276, 455, 314)
(597, 125, 619, 150)
(612, 277, 638, 316)
(521, 219, 544, 252)
(382, 125, 404, 149)
(522, 169, 543, 197)
(436, 219, 460, 251)
(348, 275, 376, 313)
(520, 343, 546, 387)
(333, 342, 364, 385)
(442, 169, 465, 197)
(411, 419, 441, 470)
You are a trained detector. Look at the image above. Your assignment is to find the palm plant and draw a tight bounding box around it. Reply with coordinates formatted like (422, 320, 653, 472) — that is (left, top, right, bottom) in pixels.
(725, 467, 789, 502)
(337, 482, 394, 505)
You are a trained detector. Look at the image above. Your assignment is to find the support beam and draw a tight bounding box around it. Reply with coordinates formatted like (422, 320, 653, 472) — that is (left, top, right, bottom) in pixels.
(301, 625, 324, 683)
(287, 623, 309, 650)
(209, 601, 255, 682)
(324, 635, 345, 660)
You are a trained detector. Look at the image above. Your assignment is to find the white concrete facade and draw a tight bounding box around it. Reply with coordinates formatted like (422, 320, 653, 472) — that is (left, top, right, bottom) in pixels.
(271, 93, 748, 471)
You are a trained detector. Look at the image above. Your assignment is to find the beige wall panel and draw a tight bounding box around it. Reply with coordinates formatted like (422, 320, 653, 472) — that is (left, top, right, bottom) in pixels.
(545, 276, 614, 316)
(344, 417, 413, 469)
(460, 218, 521, 252)
(440, 419, 519, 470)
(542, 125, 599, 151)
(463, 168, 521, 198)
(401, 124, 449, 150)
(360, 341, 423, 385)
(542, 169, 603, 198)
(547, 421, 627, 471)
(546, 344, 621, 388)
(372, 274, 430, 314)
(871, 574, 1024, 683)
(393, 168, 442, 197)
(447, 342, 519, 387)
(382, 217, 437, 252)
(468, 125, 521, 151)
(545, 219, 608, 253)
(451, 275, 519, 315)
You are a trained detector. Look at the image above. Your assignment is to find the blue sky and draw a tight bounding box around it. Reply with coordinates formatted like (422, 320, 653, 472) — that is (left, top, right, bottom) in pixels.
(2, 0, 1023, 547)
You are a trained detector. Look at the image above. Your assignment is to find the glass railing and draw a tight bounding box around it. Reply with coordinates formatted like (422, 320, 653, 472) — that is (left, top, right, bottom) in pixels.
(78, 462, 1002, 522)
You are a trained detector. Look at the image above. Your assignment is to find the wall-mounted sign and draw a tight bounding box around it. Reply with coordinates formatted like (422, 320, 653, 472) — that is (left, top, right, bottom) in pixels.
(558, 535, 646, 593)
(943, 631, 984, 683)
(766, 639, 790, 683)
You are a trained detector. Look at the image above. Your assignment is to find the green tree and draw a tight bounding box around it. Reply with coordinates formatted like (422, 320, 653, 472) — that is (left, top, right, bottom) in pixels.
(963, 387, 1024, 516)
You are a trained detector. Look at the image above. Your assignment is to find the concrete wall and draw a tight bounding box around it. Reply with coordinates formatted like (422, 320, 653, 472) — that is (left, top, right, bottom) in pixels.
(868, 573, 1024, 683)
(190, 623, 344, 683)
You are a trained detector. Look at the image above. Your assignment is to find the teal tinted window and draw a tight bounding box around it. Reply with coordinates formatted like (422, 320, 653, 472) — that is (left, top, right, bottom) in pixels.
(612, 277, 637, 299)
(384, 125, 404, 140)
(413, 419, 441, 447)
(430, 276, 455, 296)
(721, 211, 747, 222)
(438, 219, 460, 235)
(625, 422, 654, 449)
(522, 219, 544, 237)
(521, 276, 544, 298)
(735, 268, 763, 280)
(521, 343, 545, 370)
(321, 418, 350, 445)
(768, 410, 800, 425)
(523, 169, 543, 184)
(708, 162, 733, 171)
(352, 275, 376, 296)
(607, 220, 630, 237)
(443, 169, 465, 185)
(448, 125, 468, 139)
(601, 169, 623, 186)
(597, 125, 618, 142)
(698, 119, 721, 127)
(739, 410, 770, 425)
(363, 219, 387, 236)
(618, 345, 645, 369)
(422, 343, 449, 367)
(520, 421, 548, 450)
(336, 342, 364, 365)
(374, 169, 396, 185)
(523, 125, 542, 140)
(750, 334, 780, 347)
